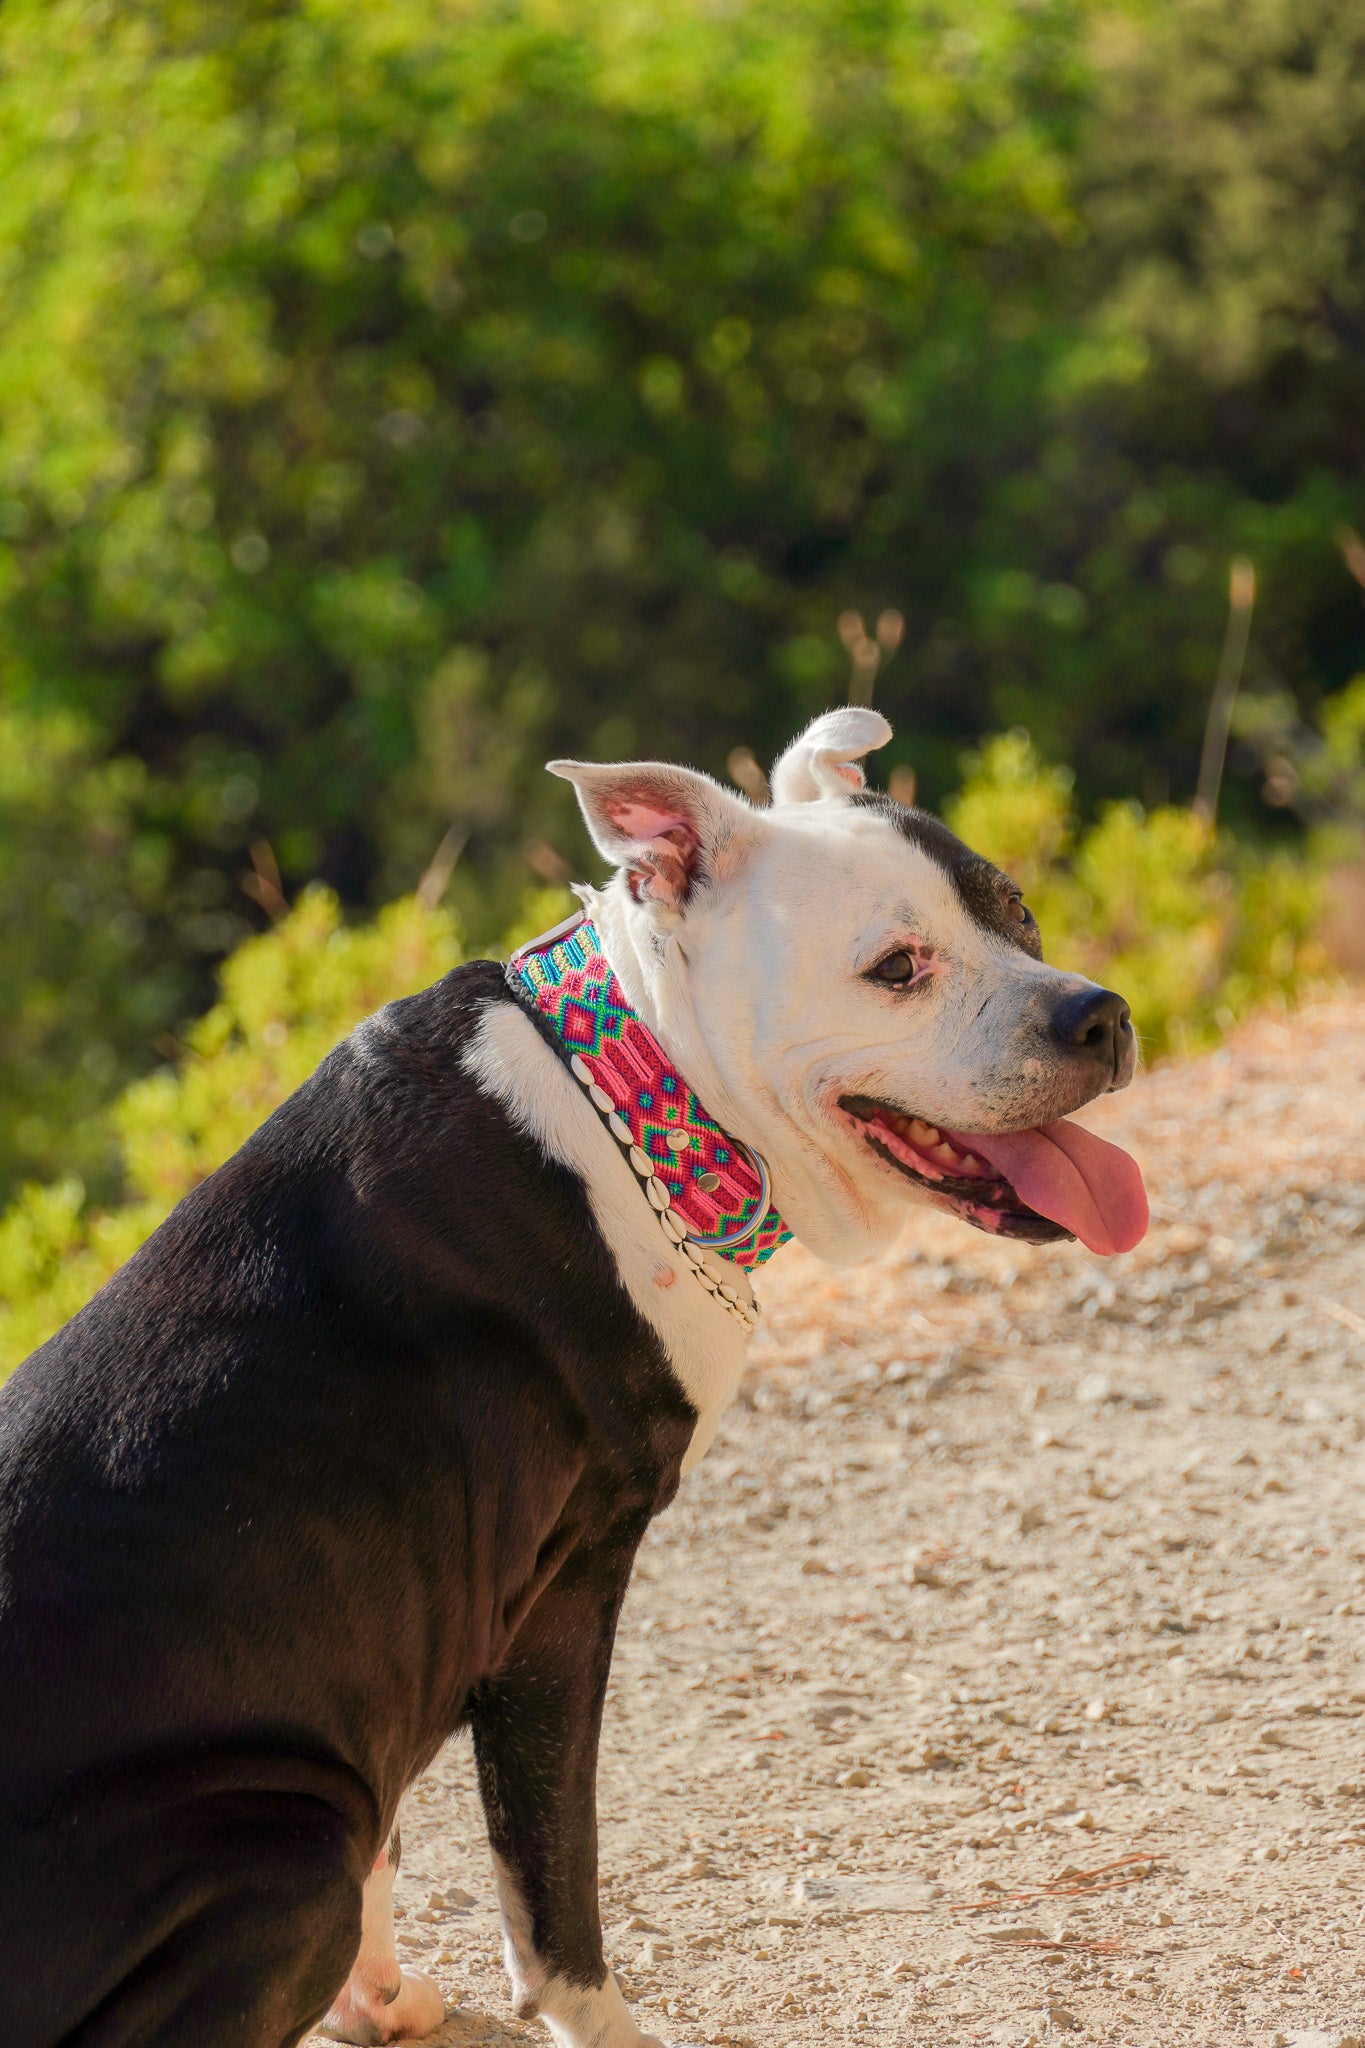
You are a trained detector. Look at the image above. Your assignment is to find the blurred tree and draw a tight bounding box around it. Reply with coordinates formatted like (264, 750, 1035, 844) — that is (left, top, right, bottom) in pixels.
(0, 707, 195, 1198)
(0, 0, 1088, 1194)
(976, 0, 1365, 800)
(0, 0, 1361, 1202)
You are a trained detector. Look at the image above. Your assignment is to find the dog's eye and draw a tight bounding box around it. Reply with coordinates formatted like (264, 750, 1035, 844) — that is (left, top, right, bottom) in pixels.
(870, 949, 919, 986)
(1005, 894, 1033, 928)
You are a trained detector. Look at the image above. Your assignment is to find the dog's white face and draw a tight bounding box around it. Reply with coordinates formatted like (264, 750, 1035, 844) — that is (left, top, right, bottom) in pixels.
(553, 709, 1147, 1266)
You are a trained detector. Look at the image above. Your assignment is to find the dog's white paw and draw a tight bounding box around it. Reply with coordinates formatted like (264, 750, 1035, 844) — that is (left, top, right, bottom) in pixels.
(533, 1969, 671, 2048)
(317, 1961, 445, 2044)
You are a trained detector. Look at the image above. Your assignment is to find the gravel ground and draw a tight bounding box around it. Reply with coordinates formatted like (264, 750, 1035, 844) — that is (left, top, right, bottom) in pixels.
(312, 996, 1365, 2048)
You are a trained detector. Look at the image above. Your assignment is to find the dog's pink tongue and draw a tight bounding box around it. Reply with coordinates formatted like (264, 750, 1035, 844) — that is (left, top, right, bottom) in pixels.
(950, 1119, 1149, 1255)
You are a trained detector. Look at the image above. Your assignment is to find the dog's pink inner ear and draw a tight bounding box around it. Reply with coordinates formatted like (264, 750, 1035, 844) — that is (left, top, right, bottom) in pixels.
(604, 793, 703, 908)
(604, 796, 696, 844)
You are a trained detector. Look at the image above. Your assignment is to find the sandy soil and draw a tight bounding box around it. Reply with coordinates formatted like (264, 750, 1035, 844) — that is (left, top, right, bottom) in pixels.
(312, 996, 1365, 2048)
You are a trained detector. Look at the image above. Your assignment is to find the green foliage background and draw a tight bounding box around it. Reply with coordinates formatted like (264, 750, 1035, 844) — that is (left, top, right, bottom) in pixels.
(0, 0, 1362, 1203)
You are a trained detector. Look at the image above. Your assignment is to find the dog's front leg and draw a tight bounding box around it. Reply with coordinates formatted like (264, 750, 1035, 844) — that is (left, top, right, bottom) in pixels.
(317, 1820, 445, 2045)
(471, 1527, 663, 2048)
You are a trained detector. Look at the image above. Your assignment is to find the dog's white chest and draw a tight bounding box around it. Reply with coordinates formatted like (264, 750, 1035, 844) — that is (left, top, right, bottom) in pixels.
(464, 1004, 749, 1472)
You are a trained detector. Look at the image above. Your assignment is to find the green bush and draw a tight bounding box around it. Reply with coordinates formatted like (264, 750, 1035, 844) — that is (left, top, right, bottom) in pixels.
(4, 0, 1362, 1204)
(946, 732, 1324, 1055)
(0, 704, 199, 1203)
(0, 0, 1087, 1195)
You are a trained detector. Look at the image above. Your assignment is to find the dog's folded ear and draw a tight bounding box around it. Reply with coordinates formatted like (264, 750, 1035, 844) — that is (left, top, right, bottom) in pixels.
(548, 759, 754, 917)
(770, 708, 892, 805)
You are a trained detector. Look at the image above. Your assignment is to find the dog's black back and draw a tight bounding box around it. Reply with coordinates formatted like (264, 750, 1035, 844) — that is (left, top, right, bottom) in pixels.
(0, 963, 696, 2045)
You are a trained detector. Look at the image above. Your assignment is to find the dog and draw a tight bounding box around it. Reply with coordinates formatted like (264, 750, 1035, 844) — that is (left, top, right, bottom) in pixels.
(0, 709, 1146, 2048)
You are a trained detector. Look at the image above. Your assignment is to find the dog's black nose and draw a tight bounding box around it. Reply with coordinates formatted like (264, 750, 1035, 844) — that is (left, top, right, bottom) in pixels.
(1049, 987, 1132, 1071)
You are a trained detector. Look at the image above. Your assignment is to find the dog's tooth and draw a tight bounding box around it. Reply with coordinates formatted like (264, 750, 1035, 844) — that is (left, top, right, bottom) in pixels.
(959, 1151, 985, 1172)
(929, 1140, 961, 1165)
(908, 1118, 937, 1145)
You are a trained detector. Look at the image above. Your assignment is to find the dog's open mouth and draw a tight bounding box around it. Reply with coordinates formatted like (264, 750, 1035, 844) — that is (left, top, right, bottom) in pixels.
(840, 1097, 1148, 1256)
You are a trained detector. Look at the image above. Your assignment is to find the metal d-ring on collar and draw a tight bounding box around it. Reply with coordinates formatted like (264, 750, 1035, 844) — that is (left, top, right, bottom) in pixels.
(687, 1138, 773, 1253)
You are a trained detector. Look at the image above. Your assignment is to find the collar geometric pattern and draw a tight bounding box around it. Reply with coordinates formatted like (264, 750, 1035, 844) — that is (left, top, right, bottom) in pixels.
(508, 914, 791, 1271)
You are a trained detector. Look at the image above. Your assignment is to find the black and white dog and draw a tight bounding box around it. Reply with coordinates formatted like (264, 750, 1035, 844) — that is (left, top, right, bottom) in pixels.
(0, 710, 1146, 2048)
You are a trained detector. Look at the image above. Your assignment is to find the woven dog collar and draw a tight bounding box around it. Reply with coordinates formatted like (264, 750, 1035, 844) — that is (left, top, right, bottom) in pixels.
(507, 915, 791, 1293)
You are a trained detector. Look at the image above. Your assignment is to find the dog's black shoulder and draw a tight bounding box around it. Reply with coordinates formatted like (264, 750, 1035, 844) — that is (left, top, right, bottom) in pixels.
(0, 954, 696, 1647)
(1, 956, 694, 1476)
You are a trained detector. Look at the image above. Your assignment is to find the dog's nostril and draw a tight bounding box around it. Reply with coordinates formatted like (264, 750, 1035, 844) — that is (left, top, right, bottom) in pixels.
(1050, 988, 1131, 1064)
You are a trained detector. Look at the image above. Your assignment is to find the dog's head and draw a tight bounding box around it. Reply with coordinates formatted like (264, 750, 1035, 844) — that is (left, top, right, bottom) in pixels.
(551, 709, 1147, 1265)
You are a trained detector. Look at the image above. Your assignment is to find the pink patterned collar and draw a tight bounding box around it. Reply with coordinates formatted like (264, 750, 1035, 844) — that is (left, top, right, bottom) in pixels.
(507, 914, 791, 1274)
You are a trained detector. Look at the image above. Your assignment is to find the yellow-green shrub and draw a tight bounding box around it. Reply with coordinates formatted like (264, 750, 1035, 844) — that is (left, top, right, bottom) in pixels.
(945, 733, 1323, 1056)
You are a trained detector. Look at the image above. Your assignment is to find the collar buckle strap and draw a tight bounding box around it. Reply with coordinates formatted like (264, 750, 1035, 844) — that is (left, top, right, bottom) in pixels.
(507, 914, 792, 1330)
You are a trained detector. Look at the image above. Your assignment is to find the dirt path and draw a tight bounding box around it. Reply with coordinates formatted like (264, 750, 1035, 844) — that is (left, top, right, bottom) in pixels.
(313, 997, 1365, 2048)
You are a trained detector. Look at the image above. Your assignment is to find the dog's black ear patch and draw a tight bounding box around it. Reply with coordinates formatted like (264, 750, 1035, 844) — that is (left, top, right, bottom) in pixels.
(852, 792, 1043, 958)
